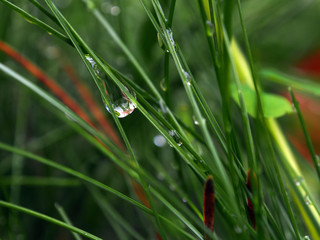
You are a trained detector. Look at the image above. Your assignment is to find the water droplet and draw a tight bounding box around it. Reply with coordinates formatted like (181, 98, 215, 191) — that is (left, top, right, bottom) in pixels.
(110, 6, 120, 16)
(304, 235, 311, 240)
(160, 78, 167, 91)
(292, 103, 297, 112)
(305, 195, 312, 205)
(153, 135, 166, 147)
(182, 198, 187, 203)
(169, 130, 182, 146)
(294, 177, 301, 186)
(182, 69, 191, 85)
(159, 100, 168, 115)
(234, 226, 242, 234)
(206, 20, 214, 36)
(193, 115, 199, 125)
(85, 55, 136, 118)
(166, 29, 175, 48)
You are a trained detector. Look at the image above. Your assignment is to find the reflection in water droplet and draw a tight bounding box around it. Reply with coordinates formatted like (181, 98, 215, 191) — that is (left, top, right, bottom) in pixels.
(153, 135, 166, 147)
(85, 55, 136, 118)
(169, 130, 182, 146)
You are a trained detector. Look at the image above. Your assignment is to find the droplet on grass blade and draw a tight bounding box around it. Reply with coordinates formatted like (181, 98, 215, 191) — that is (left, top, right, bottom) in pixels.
(182, 69, 192, 86)
(160, 78, 167, 91)
(169, 130, 182, 146)
(153, 135, 166, 147)
(203, 175, 215, 238)
(85, 55, 136, 118)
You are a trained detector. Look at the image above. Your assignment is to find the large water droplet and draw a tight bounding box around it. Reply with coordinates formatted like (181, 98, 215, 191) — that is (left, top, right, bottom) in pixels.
(169, 130, 182, 146)
(85, 55, 136, 118)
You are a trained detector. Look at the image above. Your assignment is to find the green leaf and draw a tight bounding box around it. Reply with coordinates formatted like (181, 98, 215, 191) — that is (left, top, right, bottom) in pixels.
(231, 84, 293, 118)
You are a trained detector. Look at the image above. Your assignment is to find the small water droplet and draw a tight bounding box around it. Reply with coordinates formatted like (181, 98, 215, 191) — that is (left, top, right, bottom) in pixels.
(305, 195, 312, 205)
(182, 198, 187, 203)
(292, 103, 297, 112)
(193, 115, 199, 125)
(153, 135, 166, 147)
(85, 55, 136, 118)
(166, 29, 175, 48)
(182, 69, 191, 85)
(234, 226, 242, 234)
(294, 177, 301, 186)
(160, 78, 167, 91)
(304, 235, 311, 240)
(206, 20, 214, 36)
(169, 130, 182, 146)
(110, 6, 120, 16)
(159, 100, 168, 115)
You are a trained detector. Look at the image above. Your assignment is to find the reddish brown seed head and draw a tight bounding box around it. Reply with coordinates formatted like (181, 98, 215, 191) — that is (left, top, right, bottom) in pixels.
(246, 169, 256, 230)
(203, 176, 215, 232)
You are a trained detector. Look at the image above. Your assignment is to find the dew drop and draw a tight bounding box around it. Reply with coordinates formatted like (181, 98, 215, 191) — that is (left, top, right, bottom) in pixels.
(85, 55, 136, 118)
(182, 198, 187, 203)
(305, 195, 312, 205)
(294, 178, 301, 186)
(166, 29, 176, 48)
(304, 235, 311, 240)
(182, 69, 192, 86)
(169, 130, 182, 146)
(193, 115, 199, 125)
(206, 20, 214, 36)
(160, 78, 167, 91)
(153, 135, 166, 147)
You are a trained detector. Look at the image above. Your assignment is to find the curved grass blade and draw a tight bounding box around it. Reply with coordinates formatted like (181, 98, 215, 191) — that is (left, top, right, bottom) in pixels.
(0, 200, 102, 240)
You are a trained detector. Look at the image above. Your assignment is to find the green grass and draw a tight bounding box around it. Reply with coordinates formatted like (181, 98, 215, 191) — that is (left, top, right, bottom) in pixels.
(0, 0, 320, 239)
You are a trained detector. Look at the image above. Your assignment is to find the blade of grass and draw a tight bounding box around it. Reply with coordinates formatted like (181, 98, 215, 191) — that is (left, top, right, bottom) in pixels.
(0, 200, 102, 240)
(289, 88, 320, 180)
(55, 203, 83, 240)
